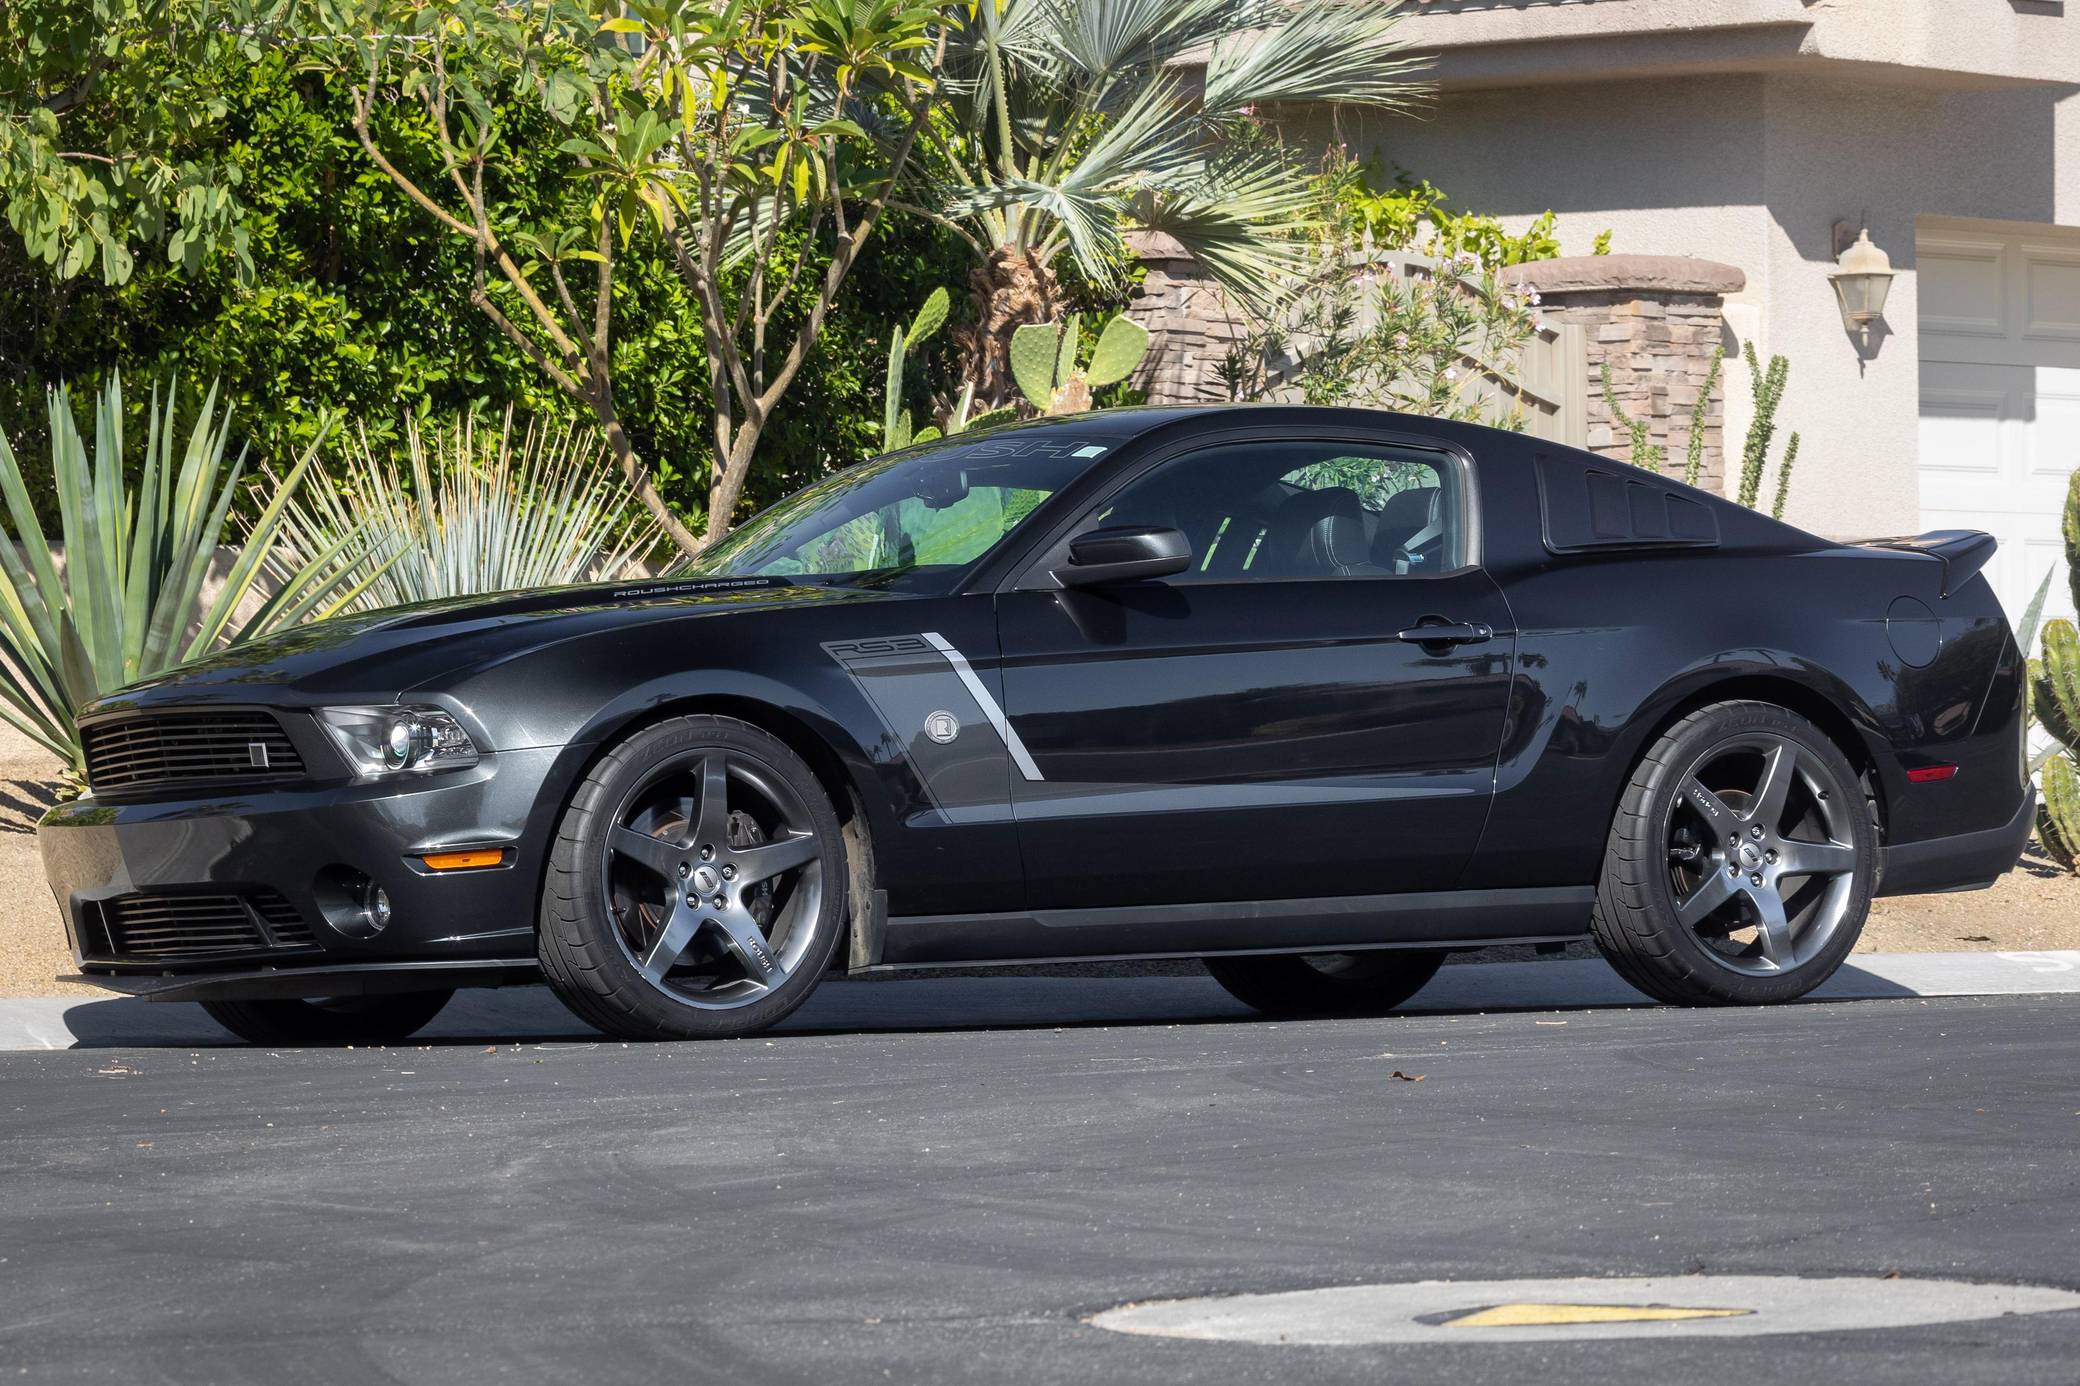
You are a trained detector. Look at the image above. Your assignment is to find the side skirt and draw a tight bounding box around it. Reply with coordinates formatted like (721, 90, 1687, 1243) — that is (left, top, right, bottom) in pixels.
(877, 886, 1596, 968)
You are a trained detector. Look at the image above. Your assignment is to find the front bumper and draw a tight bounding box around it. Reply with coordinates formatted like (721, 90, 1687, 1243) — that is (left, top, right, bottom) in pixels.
(38, 746, 564, 995)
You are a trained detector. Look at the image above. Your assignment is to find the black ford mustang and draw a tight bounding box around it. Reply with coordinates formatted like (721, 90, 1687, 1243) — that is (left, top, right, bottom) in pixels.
(39, 407, 2033, 1043)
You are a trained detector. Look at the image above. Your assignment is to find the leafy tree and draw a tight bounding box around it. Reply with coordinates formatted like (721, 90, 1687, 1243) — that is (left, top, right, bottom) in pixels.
(0, 0, 273, 286)
(0, 50, 966, 531)
(919, 0, 1425, 407)
(312, 0, 956, 552)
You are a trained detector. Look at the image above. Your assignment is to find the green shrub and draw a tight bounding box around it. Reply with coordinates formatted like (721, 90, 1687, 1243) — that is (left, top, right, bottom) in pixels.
(0, 376, 370, 776)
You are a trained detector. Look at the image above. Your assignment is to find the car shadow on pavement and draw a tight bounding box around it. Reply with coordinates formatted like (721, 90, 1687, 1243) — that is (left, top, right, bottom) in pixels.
(37, 960, 1928, 1049)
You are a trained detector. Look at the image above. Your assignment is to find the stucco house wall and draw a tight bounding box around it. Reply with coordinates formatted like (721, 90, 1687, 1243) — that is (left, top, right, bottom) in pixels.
(1271, 0, 2080, 552)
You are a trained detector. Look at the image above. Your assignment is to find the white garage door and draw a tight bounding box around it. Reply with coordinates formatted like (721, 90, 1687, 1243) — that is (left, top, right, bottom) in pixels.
(1918, 217, 2080, 625)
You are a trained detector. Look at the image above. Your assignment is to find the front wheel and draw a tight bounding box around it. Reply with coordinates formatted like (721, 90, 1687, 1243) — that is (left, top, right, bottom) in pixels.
(1203, 951, 1445, 1018)
(1590, 700, 1876, 1006)
(538, 715, 848, 1041)
(200, 991, 452, 1046)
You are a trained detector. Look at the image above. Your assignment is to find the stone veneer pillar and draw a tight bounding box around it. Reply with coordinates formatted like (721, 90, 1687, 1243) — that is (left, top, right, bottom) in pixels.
(1503, 254, 1745, 491)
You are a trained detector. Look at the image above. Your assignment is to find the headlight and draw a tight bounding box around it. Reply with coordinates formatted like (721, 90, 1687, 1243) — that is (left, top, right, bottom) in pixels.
(317, 705, 480, 778)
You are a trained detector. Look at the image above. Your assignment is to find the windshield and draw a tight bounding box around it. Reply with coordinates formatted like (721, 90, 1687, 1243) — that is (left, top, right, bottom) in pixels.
(691, 429, 1114, 591)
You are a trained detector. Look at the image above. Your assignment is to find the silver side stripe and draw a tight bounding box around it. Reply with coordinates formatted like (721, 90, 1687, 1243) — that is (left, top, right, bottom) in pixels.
(921, 631, 1044, 782)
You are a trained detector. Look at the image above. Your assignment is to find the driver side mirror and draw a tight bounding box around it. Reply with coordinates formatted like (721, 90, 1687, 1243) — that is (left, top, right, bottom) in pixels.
(1053, 525, 1192, 588)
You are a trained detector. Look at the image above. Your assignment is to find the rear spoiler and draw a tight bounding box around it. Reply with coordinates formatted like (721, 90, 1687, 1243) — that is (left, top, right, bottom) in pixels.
(1849, 529, 1997, 598)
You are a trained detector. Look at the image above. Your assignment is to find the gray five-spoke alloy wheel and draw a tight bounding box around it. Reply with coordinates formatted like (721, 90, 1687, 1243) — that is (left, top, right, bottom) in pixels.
(1592, 700, 1876, 1006)
(604, 748, 825, 1008)
(539, 715, 847, 1040)
(1664, 732, 1862, 976)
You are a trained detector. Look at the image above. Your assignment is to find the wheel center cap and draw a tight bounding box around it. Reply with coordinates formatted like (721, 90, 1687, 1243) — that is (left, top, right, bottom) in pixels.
(1737, 842, 1764, 871)
(692, 865, 720, 894)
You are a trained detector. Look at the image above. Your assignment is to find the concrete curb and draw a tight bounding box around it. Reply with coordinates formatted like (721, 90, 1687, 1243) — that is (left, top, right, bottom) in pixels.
(2, 950, 2077, 1050)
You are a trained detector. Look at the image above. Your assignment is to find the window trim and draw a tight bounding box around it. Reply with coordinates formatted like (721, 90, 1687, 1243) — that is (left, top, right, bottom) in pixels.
(1001, 426, 1484, 592)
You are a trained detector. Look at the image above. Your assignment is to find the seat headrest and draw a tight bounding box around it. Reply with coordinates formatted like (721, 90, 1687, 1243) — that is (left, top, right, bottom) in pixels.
(1379, 484, 1441, 531)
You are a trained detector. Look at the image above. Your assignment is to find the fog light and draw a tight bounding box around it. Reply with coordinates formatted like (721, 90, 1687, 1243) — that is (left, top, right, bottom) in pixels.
(362, 883, 392, 934)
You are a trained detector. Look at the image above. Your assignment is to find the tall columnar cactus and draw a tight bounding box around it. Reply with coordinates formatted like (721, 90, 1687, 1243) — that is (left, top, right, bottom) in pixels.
(1683, 347, 1724, 488)
(1736, 342, 1801, 515)
(1009, 314, 1151, 416)
(2030, 468, 2080, 869)
(1599, 361, 1662, 473)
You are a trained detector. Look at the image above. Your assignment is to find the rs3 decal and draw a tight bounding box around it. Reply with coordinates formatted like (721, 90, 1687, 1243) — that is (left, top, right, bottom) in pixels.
(823, 632, 1043, 825)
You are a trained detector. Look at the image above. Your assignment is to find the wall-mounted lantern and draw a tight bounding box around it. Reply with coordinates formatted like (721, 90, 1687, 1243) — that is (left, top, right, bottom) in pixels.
(1829, 222, 1895, 347)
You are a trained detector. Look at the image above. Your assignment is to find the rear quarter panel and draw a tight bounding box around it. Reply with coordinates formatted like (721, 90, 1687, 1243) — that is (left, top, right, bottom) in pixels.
(1461, 432, 2025, 891)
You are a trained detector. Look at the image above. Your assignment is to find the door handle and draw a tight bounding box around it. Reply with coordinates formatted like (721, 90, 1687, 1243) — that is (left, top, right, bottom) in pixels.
(1396, 620, 1495, 648)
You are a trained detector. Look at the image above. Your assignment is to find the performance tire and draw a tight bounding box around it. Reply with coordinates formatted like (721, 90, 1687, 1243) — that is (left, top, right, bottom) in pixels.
(538, 715, 847, 1041)
(1590, 700, 1877, 1006)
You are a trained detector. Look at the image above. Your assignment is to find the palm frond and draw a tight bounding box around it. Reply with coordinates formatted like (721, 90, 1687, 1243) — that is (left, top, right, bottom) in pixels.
(1204, 0, 1428, 117)
(1129, 153, 1326, 312)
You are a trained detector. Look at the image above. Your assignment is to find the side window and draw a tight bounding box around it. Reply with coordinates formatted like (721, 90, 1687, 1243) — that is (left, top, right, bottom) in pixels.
(1089, 439, 1464, 583)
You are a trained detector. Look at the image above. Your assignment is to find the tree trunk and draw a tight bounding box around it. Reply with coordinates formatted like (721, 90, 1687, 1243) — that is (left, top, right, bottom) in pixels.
(703, 425, 762, 551)
(598, 412, 705, 557)
(956, 246, 1062, 411)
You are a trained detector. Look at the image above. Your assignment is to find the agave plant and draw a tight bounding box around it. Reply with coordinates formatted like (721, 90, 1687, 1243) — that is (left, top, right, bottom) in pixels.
(275, 412, 662, 611)
(928, 0, 1426, 404)
(0, 378, 373, 775)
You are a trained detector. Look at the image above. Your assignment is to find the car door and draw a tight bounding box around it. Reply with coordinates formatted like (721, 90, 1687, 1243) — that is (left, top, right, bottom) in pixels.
(994, 431, 1516, 909)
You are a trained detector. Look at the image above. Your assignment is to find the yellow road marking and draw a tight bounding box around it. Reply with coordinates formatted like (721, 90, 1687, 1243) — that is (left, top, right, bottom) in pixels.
(1442, 1303, 1753, 1328)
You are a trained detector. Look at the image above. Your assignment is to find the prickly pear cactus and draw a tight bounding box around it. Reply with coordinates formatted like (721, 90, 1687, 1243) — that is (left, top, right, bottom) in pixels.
(882, 287, 950, 452)
(1009, 314, 1151, 416)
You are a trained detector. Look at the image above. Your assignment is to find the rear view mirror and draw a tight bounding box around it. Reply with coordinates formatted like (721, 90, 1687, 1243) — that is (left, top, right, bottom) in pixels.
(1053, 525, 1191, 588)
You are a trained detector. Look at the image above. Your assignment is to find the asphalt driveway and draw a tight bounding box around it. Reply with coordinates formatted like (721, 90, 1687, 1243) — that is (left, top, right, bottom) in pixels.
(2, 985, 2078, 1383)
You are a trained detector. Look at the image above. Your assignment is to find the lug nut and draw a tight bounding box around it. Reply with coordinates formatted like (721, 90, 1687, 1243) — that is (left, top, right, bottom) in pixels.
(684, 893, 699, 908)
(1728, 864, 1740, 877)
(700, 845, 715, 862)
(720, 865, 736, 881)
(1750, 825, 1765, 840)
(1766, 849, 1778, 864)
(711, 895, 726, 910)
(1750, 873, 1764, 886)
(677, 862, 690, 879)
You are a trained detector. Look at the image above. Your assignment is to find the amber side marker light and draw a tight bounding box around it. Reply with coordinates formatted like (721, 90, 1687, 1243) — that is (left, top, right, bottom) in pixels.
(421, 849, 506, 871)
(1905, 764, 1959, 784)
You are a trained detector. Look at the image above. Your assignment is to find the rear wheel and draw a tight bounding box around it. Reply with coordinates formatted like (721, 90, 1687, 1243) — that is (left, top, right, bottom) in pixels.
(200, 991, 452, 1046)
(538, 715, 847, 1041)
(1203, 951, 1445, 1018)
(1591, 700, 1875, 1006)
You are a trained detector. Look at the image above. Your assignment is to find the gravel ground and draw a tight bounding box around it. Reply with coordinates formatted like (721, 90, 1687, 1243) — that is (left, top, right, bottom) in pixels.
(3, 749, 2075, 997)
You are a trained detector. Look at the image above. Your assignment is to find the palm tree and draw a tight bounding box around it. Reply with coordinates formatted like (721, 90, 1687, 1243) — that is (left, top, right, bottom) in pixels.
(911, 0, 1426, 406)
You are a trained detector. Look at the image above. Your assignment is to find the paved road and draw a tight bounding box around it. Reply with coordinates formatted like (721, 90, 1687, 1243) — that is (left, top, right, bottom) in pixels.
(3, 987, 2078, 1383)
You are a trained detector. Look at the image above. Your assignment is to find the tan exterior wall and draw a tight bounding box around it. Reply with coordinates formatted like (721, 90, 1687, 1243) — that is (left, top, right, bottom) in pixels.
(1322, 64, 2080, 538)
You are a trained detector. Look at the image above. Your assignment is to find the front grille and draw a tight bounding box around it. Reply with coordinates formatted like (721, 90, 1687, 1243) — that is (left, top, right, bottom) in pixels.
(81, 710, 305, 795)
(96, 890, 314, 959)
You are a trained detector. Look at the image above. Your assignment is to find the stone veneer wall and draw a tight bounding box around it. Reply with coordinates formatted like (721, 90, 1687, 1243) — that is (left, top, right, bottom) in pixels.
(1502, 254, 1744, 491)
(1130, 240, 1744, 491)
(1129, 231, 1253, 406)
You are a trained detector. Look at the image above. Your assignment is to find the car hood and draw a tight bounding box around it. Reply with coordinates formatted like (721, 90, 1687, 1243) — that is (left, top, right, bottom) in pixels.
(91, 575, 900, 710)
